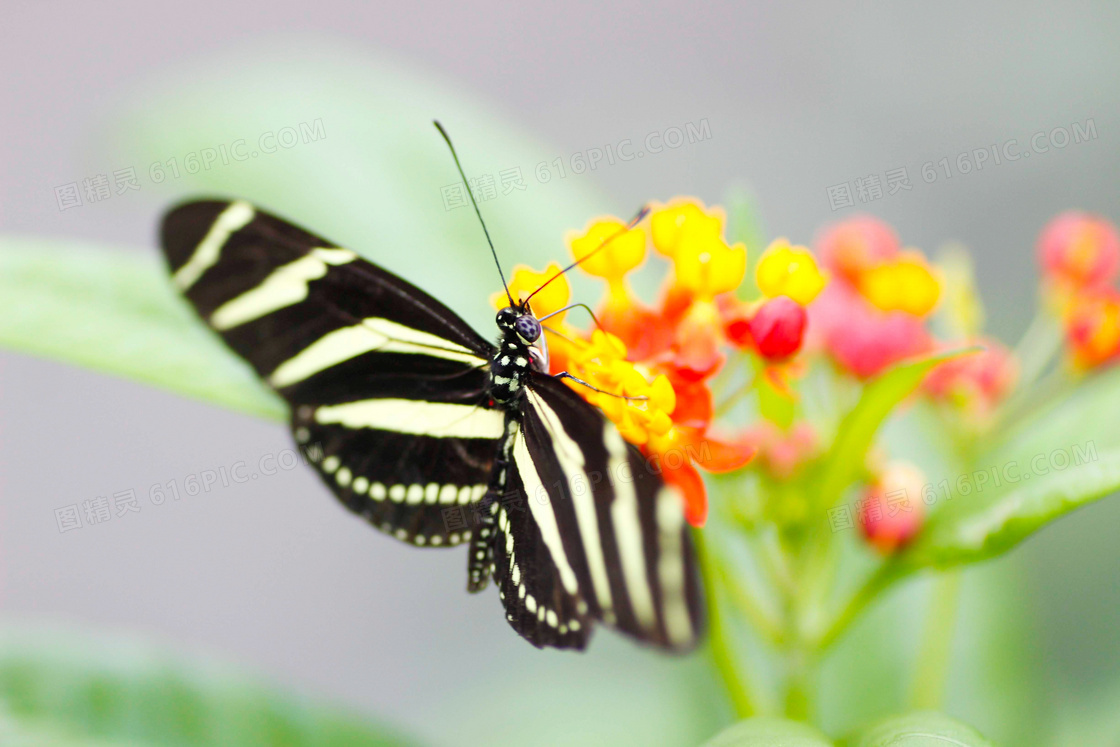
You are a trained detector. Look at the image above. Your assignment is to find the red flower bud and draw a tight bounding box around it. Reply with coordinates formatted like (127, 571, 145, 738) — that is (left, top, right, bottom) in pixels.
(748, 296, 807, 360)
(859, 462, 926, 553)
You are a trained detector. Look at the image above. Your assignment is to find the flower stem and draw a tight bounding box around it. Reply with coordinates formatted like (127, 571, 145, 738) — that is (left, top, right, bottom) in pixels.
(909, 570, 961, 709)
(695, 532, 757, 719)
(815, 560, 902, 651)
(1012, 308, 1063, 391)
(712, 542, 785, 647)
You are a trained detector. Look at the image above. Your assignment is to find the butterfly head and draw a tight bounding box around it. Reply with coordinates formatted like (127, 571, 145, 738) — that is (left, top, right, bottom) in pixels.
(496, 305, 542, 345)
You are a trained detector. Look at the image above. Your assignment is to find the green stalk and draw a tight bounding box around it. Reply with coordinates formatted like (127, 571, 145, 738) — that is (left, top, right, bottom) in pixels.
(909, 570, 962, 709)
(815, 560, 902, 652)
(712, 544, 785, 647)
(695, 532, 757, 719)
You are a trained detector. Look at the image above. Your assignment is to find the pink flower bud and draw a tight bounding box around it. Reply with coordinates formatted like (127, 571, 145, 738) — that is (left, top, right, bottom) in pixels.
(748, 296, 807, 360)
(859, 462, 926, 553)
(924, 338, 1018, 415)
(1038, 211, 1120, 290)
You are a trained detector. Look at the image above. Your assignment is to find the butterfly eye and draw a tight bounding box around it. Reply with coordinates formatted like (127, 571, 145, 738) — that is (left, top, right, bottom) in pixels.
(515, 315, 542, 342)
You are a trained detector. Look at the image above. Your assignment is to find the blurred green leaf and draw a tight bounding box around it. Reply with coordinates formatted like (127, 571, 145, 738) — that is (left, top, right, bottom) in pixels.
(815, 348, 978, 508)
(103, 42, 610, 334)
(703, 716, 833, 746)
(0, 626, 415, 746)
(2, 46, 613, 417)
(841, 710, 993, 746)
(904, 447, 1120, 568)
(985, 365, 1120, 467)
(0, 237, 285, 421)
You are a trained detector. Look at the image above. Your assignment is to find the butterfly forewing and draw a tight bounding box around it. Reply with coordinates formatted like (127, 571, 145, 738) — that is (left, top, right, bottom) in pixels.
(161, 199, 499, 546)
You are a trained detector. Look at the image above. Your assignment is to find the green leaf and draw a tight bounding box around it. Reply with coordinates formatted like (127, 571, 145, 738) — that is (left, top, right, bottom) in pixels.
(0, 626, 415, 746)
(703, 717, 834, 746)
(815, 348, 978, 508)
(904, 446, 1120, 568)
(0, 237, 285, 422)
(842, 710, 994, 747)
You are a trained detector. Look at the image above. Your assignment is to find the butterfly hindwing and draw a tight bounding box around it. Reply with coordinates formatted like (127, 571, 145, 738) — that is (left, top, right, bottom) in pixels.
(160, 199, 500, 545)
(495, 374, 704, 650)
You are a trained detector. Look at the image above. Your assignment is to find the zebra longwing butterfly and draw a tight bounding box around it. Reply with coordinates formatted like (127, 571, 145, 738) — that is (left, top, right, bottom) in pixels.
(158, 131, 704, 651)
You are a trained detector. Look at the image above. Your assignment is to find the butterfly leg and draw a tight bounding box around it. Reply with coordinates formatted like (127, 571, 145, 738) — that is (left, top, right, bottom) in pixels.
(467, 413, 519, 593)
(552, 371, 649, 402)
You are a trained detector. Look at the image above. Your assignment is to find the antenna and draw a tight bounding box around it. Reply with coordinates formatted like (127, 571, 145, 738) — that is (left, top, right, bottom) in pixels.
(524, 204, 650, 306)
(433, 120, 514, 307)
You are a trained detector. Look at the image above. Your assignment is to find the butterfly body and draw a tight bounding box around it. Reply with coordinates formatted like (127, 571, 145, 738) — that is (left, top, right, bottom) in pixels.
(160, 198, 703, 651)
(488, 306, 540, 405)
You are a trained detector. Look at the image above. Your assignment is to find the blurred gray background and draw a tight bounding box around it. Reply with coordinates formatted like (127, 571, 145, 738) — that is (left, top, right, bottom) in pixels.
(2, 1, 1119, 745)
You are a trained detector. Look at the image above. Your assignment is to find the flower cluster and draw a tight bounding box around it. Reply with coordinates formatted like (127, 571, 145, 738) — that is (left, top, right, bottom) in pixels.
(495, 202, 1100, 557)
(497, 199, 835, 525)
(809, 217, 941, 379)
(1038, 211, 1120, 368)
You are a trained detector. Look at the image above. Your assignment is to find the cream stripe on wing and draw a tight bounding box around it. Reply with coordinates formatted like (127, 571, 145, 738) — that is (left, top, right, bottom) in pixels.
(656, 486, 694, 647)
(314, 399, 504, 439)
(526, 390, 614, 615)
(513, 429, 581, 596)
(268, 318, 486, 387)
(604, 427, 657, 631)
(173, 201, 255, 291)
(210, 247, 358, 330)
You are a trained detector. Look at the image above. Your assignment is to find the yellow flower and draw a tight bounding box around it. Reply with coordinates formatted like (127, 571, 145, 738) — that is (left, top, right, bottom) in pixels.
(755, 239, 828, 305)
(563, 330, 676, 446)
(673, 232, 747, 299)
(567, 218, 646, 280)
(858, 251, 941, 316)
(490, 263, 570, 322)
(650, 199, 723, 257)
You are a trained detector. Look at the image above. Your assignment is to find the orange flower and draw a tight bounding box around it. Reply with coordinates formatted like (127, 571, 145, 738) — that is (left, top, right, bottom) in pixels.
(1065, 288, 1120, 368)
(755, 239, 827, 305)
(857, 251, 941, 317)
(522, 197, 763, 526)
(672, 233, 747, 300)
(650, 199, 724, 258)
(566, 217, 658, 353)
(492, 263, 570, 319)
(568, 218, 646, 280)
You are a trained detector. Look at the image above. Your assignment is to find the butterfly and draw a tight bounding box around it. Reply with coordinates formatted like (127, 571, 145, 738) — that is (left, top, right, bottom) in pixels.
(157, 123, 704, 651)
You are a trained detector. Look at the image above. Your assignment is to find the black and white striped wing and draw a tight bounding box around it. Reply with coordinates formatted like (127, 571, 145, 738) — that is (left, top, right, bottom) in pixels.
(160, 199, 500, 547)
(493, 374, 704, 650)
